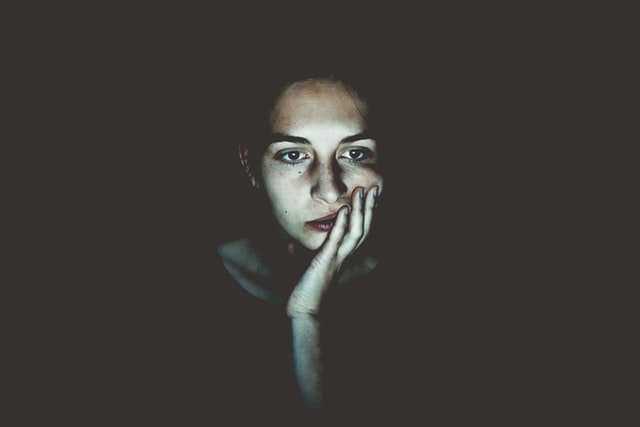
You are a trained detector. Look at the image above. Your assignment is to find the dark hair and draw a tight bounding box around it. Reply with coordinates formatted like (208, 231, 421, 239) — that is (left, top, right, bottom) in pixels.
(238, 68, 387, 185)
(225, 67, 390, 254)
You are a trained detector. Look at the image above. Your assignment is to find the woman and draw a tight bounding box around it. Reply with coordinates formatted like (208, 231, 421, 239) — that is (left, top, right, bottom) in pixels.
(208, 69, 405, 424)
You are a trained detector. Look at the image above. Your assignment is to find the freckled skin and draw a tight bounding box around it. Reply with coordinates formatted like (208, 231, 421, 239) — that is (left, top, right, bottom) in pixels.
(224, 78, 385, 410)
(260, 80, 384, 251)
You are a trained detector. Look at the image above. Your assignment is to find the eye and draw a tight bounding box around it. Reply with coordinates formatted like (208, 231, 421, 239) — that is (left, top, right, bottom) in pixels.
(277, 150, 309, 164)
(341, 148, 371, 162)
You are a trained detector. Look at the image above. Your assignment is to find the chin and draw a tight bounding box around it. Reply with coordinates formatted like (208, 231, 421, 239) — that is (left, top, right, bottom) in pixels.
(300, 241, 322, 252)
(298, 235, 325, 252)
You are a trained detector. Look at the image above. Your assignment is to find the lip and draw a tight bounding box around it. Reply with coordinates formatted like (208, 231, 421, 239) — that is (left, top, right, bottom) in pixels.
(305, 212, 339, 233)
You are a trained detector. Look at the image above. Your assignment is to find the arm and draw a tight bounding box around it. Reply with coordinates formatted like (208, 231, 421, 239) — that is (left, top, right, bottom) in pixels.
(290, 313, 324, 409)
(287, 185, 378, 410)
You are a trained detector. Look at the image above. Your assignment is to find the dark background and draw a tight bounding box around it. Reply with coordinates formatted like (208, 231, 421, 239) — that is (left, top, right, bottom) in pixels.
(8, 5, 630, 425)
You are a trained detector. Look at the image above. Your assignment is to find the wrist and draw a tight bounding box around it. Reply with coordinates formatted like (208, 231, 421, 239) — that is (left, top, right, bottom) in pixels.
(286, 300, 320, 318)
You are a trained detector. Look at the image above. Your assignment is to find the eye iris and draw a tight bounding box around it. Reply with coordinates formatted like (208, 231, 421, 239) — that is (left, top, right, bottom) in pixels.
(349, 149, 361, 159)
(288, 152, 299, 160)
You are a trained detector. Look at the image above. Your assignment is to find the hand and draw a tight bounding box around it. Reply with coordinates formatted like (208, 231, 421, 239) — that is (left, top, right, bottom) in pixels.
(286, 185, 379, 317)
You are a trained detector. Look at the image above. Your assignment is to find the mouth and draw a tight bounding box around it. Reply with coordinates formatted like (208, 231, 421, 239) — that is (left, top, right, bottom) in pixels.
(305, 212, 338, 233)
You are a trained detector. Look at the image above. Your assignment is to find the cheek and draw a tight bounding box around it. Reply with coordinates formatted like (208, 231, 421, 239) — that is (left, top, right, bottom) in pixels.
(262, 169, 306, 208)
(346, 170, 384, 192)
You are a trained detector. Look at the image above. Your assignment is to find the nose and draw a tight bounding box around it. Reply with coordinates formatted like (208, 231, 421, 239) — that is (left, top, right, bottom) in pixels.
(310, 160, 347, 204)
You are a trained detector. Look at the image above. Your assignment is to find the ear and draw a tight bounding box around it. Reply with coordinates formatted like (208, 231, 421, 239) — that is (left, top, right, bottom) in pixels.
(238, 145, 259, 189)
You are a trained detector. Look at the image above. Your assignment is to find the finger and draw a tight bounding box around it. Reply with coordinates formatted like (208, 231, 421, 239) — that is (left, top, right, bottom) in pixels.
(317, 204, 350, 260)
(338, 187, 366, 257)
(347, 185, 377, 254)
(359, 185, 378, 248)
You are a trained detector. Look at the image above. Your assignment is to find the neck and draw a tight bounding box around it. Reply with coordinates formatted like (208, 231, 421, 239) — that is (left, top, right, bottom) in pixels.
(218, 233, 379, 304)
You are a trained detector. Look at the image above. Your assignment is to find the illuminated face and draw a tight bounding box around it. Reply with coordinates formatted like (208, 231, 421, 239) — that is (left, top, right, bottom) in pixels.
(259, 79, 384, 250)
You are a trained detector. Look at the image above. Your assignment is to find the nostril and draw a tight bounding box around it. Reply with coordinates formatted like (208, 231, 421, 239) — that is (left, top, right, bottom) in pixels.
(310, 166, 347, 204)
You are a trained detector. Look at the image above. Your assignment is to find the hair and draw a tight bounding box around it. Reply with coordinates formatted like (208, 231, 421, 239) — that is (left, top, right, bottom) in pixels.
(222, 66, 391, 258)
(238, 67, 388, 187)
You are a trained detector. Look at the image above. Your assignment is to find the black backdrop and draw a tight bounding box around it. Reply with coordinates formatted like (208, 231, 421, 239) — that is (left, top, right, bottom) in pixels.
(11, 8, 624, 425)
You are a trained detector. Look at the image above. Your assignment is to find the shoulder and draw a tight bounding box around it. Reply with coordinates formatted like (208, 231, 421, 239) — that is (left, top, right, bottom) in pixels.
(216, 238, 252, 287)
(217, 238, 250, 264)
(217, 238, 270, 274)
(216, 238, 282, 303)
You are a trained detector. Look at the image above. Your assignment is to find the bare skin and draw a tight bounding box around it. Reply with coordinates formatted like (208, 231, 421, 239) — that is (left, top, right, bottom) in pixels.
(218, 78, 383, 411)
(287, 184, 378, 409)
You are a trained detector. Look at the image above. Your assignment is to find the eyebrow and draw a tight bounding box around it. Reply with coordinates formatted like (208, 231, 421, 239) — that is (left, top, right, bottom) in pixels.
(267, 132, 375, 145)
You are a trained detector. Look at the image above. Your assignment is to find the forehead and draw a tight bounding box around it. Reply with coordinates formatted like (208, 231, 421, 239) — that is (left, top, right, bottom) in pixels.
(269, 79, 368, 132)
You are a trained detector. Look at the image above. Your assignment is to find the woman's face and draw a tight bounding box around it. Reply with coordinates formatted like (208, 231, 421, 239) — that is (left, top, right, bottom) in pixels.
(259, 79, 384, 251)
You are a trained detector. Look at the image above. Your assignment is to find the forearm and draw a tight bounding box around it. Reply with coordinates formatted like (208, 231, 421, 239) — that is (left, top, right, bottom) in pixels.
(286, 186, 378, 411)
(291, 314, 324, 410)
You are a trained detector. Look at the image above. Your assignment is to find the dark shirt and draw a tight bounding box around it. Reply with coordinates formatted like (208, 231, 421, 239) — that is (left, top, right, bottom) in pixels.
(82, 244, 414, 426)
(198, 251, 409, 424)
